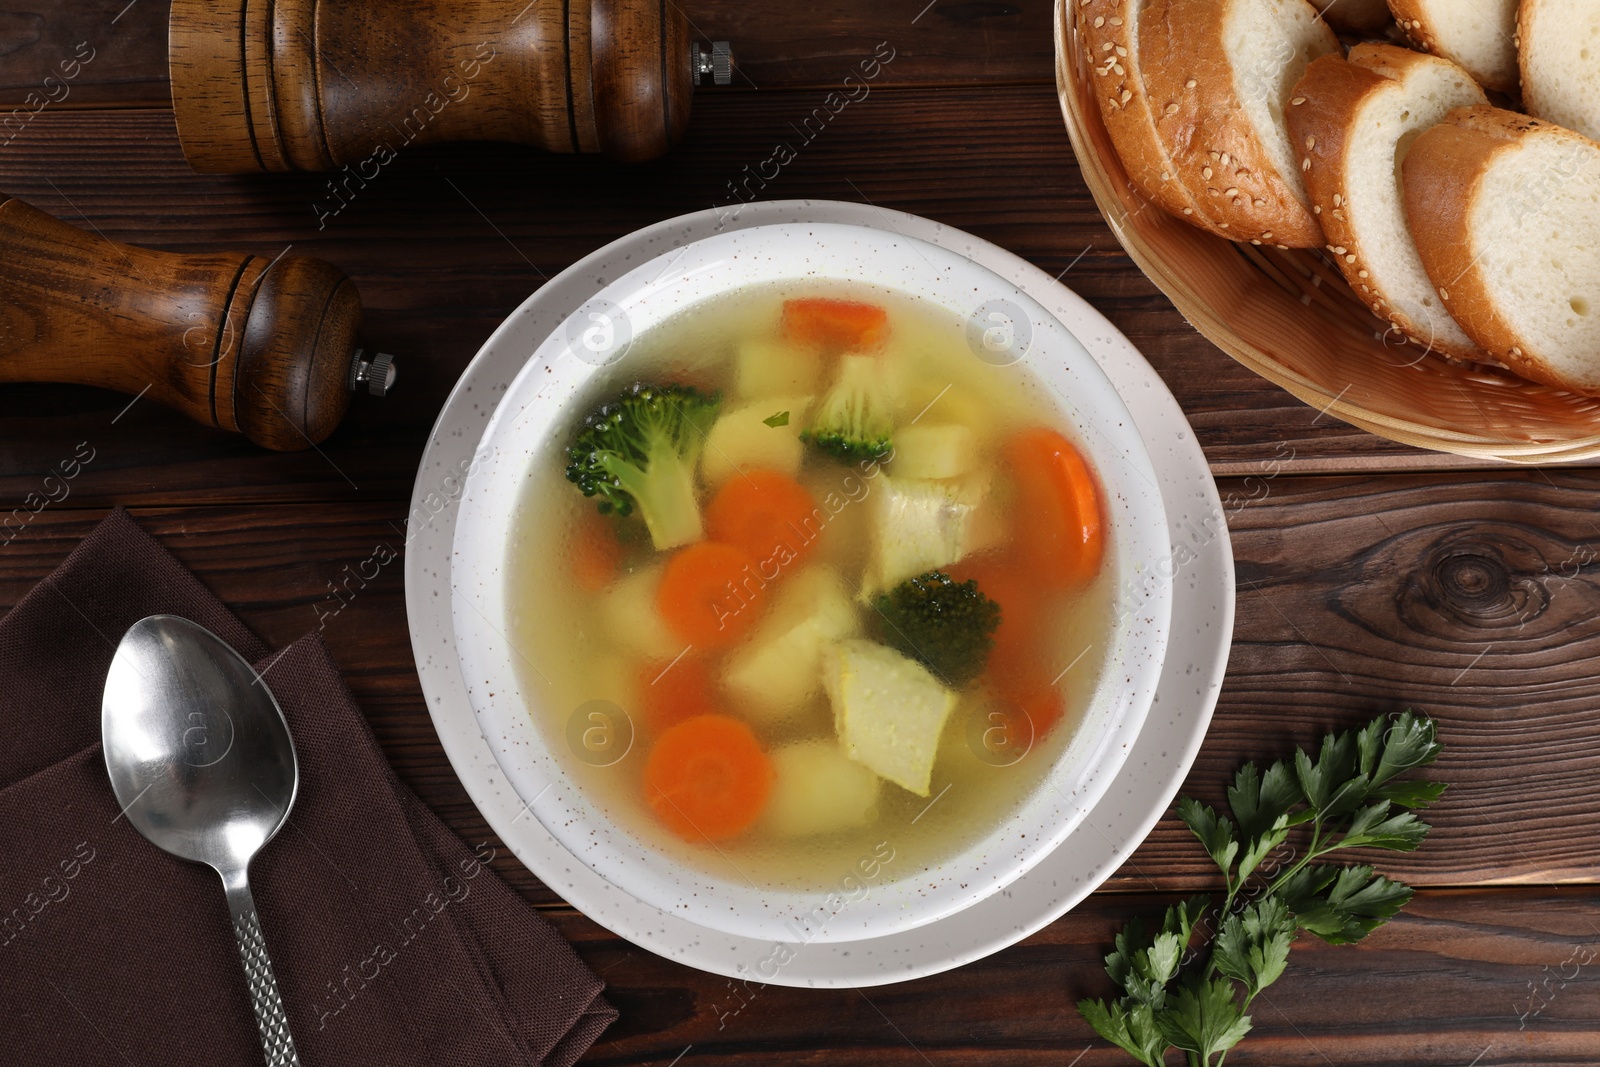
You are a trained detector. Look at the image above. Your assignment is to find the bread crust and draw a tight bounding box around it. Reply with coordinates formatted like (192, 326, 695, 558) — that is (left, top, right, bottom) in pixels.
(1286, 44, 1487, 359)
(1140, 0, 1333, 247)
(1386, 0, 1518, 95)
(1402, 105, 1584, 388)
(1073, 0, 1232, 234)
(1313, 0, 1393, 31)
(1516, 0, 1548, 119)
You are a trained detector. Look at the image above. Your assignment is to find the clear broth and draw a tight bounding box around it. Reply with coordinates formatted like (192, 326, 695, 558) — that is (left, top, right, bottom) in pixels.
(508, 281, 1114, 891)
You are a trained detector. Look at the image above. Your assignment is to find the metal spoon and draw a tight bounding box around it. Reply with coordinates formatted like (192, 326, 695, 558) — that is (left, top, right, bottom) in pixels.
(102, 615, 302, 1067)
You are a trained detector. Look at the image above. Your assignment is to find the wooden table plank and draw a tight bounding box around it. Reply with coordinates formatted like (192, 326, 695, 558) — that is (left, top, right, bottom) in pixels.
(559, 888, 1600, 1066)
(6, 473, 1600, 894)
(0, 0, 1057, 111)
(0, 101, 1508, 511)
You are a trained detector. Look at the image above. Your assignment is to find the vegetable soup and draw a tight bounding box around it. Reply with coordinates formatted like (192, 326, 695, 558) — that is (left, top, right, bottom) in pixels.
(508, 283, 1115, 890)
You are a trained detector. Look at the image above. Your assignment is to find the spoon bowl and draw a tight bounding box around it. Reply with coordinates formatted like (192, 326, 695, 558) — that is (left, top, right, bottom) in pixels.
(103, 614, 302, 1066)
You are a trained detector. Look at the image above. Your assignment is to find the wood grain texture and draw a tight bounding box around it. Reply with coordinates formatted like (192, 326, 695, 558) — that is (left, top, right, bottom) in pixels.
(0, 0, 1056, 110)
(561, 889, 1600, 1065)
(0, 99, 1499, 511)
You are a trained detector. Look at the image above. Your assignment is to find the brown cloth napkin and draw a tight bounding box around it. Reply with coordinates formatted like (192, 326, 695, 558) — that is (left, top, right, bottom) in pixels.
(0, 510, 615, 1066)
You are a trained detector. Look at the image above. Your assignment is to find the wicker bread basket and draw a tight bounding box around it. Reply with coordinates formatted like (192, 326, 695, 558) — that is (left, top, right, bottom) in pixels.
(1052, 0, 1600, 463)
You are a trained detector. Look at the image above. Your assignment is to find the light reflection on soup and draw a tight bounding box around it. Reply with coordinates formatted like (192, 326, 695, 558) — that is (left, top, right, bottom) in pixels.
(508, 282, 1113, 891)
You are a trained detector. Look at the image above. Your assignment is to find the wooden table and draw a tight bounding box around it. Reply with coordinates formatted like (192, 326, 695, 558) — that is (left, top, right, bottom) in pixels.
(4, 3, 1597, 1064)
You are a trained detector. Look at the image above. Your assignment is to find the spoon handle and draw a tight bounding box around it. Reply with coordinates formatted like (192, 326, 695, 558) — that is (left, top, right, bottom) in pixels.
(225, 880, 302, 1067)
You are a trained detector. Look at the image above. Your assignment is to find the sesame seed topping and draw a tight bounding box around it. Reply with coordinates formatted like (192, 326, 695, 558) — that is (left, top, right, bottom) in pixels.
(1305, 135, 1315, 150)
(1302, 158, 1311, 171)
(1165, 102, 1179, 115)
(1202, 167, 1214, 179)
(1345, 254, 1356, 264)
(1186, 78, 1197, 88)
(1358, 270, 1369, 278)
(1094, 15, 1105, 26)
(1291, 96, 1306, 105)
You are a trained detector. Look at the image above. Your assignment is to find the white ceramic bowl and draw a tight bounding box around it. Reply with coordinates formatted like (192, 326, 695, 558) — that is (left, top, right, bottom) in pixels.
(450, 220, 1172, 944)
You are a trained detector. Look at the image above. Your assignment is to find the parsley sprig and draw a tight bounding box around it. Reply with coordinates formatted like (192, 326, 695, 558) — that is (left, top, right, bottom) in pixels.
(1079, 711, 1446, 1067)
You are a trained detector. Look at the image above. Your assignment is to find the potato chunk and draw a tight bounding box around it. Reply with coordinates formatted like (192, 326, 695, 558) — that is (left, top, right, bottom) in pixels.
(762, 740, 882, 837)
(722, 567, 859, 729)
(700, 397, 813, 487)
(598, 565, 679, 661)
(735, 338, 821, 399)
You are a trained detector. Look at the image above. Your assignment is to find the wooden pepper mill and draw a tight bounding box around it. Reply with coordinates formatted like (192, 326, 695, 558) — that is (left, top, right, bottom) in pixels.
(169, 0, 733, 173)
(0, 194, 394, 451)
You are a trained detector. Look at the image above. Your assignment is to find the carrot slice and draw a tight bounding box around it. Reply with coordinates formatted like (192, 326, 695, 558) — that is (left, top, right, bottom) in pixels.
(704, 469, 820, 570)
(947, 553, 1044, 687)
(637, 656, 720, 731)
(656, 541, 765, 648)
(644, 714, 774, 841)
(782, 297, 889, 352)
(1003, 428, 1105, 589)
(569, 508, 622, 592)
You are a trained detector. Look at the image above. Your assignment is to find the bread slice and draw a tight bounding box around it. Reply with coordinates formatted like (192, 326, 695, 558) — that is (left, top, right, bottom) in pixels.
(1286, 44, 1488, 359)
(1403, 106, 1600, 393)
(1387, 0, 1518, 95)
(1140, 0, 1338, 247)
(1074, 0, 1228, 234)
(1307, 0, 1393, 31)
(1518, 0, 1600, 141)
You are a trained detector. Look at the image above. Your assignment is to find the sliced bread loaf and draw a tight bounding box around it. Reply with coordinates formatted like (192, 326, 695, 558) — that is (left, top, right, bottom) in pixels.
(1140, 0, 1338, 247)
(1518, 0, 1600, 141)
(1387, 0, 1518, 94)
(1074, 0, 1228, 233)
(1286, 44, 1488, 359)
(1403, 106, 1600, 393)
(1307, 0, 1394, 31)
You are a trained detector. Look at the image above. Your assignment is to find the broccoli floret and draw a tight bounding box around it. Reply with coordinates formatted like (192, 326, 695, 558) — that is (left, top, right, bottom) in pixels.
(871, 570, 1001, 687)
(564, 382, 721, 550)
(801, 354, 895, 463)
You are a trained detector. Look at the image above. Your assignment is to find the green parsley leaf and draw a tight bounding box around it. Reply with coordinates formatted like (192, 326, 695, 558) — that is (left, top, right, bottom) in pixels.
(1337, 800, 1431, 852)
(763, 410, 791, 427)
(1370, 710, 1445, 787)
(1177, 797, 1239, 881)
(1105, 916, 1182, 1007)
(1372, 779, 1449, 809)
(1229, 759, 1300, 841)
(1154, 976, 1253, 1060)
(1278, 864, 1413, 945)
(1213, 896, 1295, 995)
(1079, 999, 1167, 1067)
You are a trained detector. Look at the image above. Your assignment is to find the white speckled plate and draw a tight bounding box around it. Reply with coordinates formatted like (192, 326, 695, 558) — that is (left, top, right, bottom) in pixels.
(405, 199, 1233, 987)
